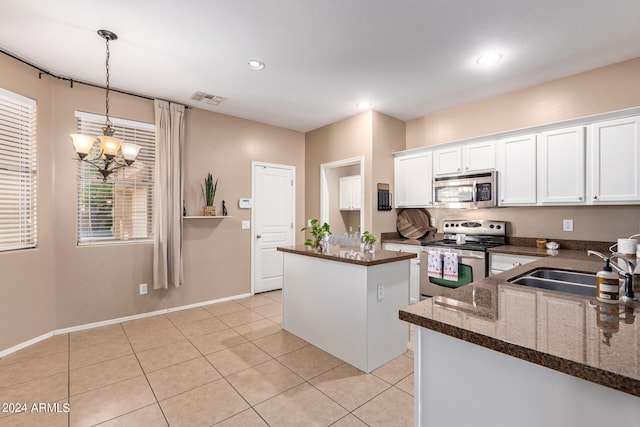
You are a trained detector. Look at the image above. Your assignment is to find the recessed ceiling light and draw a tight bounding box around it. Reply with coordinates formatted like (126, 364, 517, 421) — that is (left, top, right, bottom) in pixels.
(356, 101, 372, 109)
(247, 60, 265, 70)
(476, 52, 503, 66)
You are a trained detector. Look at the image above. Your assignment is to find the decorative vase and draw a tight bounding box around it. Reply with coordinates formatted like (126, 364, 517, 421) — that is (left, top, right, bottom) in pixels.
(203, 206, 216, 216)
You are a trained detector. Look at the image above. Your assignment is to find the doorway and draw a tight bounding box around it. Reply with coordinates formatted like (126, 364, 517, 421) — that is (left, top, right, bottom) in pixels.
(320, 156, 365, 236)
(251, 161, 295, 294)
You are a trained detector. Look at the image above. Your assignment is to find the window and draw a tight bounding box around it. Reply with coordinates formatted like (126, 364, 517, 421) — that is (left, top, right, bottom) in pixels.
(75, 111, 155, 245)
(0, 88, 37, 252)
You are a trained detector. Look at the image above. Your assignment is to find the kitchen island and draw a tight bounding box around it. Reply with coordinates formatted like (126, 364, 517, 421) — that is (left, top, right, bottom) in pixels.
(277, 245, 415, 372)
(400, 249, 640, 426)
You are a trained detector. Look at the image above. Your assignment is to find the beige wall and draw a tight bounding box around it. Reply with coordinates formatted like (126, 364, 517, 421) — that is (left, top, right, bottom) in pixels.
(304, 111, 405, 239)
(406, 57, 640, 241)
(372, 112, 405, 235)
(406, 57, 640, 148)
(0, 53, 304, 351)
(305, 111, 373, 231)
(0, 54, 56, 349)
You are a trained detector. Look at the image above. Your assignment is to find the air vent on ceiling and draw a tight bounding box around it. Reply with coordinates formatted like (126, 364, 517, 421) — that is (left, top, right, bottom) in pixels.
(191, 91, 226, 106)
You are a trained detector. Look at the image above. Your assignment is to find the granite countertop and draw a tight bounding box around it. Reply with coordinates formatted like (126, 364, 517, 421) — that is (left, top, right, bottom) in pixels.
(277, 245, 416, 266)
(400, 251, 640, 398)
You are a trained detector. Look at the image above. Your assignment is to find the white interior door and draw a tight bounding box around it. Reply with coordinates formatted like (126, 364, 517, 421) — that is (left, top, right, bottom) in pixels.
(252, 163, 295, 294)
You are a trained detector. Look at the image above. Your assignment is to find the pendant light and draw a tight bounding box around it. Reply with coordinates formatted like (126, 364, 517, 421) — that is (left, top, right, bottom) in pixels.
(70, 29, 141, 180)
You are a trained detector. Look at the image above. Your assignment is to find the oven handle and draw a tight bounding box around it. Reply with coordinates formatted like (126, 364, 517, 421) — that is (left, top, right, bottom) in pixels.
(422, 249, 485, 260)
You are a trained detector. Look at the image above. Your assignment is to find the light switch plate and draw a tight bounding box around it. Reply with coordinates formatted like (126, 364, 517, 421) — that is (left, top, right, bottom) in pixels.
(242, 220, 250, 229)
(562, 219, 573, 232)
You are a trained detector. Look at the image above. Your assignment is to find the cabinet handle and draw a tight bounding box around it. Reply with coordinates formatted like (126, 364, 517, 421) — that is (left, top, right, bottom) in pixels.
(513, 262, 521, 267)
(257, 234, 262, 239)
(593, 195, 598, 200)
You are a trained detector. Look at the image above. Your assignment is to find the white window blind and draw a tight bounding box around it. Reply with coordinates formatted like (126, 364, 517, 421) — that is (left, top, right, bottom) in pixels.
(0, 88, 37, 252)
(75, 111, 155, 245)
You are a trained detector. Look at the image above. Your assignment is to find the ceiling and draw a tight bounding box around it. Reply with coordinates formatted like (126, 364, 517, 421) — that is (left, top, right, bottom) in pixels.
(2, 1, 640, 133)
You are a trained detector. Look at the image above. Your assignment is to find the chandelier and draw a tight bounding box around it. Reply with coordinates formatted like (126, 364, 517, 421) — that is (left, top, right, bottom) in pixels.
(70, 29, 141, 181)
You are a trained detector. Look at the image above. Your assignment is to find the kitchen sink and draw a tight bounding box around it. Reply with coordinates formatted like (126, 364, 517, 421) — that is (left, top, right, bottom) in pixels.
(526, 269, 597, 286)
(509, 268, 599, 297)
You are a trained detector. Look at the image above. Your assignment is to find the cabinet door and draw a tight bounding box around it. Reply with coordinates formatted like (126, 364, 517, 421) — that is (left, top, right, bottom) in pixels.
(339, 176, 353, 210)
(433, 146, 462, 176)
(536, 294, 585, 363)
(463, 141, 495, 172)
(497, 287, 537, 348)
(394, 152, 433, 207)
(496, 134, 537, 205)
(351, 175, 361, 210)
(538, 126, 585, 204)
(589, 116, 640, 203)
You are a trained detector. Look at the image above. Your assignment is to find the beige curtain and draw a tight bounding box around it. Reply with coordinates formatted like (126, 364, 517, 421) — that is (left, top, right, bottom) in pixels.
(153, 100, 185, 288)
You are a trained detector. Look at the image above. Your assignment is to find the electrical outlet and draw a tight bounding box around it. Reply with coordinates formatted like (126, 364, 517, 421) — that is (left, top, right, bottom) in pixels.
(139, 283, 147, 295)
(307, 219, 312, 227)
(562, 219, 574, 232)
(241, 220, 250, 229)
(430, 216, 437, 227)
(377, 283, 384, 301)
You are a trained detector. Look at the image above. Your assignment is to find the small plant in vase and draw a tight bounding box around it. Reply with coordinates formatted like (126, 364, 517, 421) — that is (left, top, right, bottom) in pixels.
(362, 231, 378, 254)
(201, 172, 218, 216)
(301, 219, 331, 252)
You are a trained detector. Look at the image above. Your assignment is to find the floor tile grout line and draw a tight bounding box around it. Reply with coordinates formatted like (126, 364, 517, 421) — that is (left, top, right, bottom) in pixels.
(125, 321, 173, 427)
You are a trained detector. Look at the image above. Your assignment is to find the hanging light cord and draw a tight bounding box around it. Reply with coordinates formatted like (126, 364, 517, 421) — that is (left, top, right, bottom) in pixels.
(103, 34, 114, 136)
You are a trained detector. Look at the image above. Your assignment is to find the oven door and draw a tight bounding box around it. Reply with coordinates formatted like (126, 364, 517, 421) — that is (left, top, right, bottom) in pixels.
(419, 247, 486, 298)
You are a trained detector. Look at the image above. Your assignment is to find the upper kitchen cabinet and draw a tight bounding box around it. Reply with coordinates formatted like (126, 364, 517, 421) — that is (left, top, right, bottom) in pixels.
(339, 175, 361, 210)
(433, 141, 495, 176)
(463, 141, 495, 172)
(589, 116, 640, 204)
(433, 146, 462, 176)
(496, 134, 537, 205)
(394, 151, 433, 208)
(537, 126, 585, 204)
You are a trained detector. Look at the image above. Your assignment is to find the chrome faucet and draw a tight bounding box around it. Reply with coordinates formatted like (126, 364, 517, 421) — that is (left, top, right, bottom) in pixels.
(587, 250, 635, 300)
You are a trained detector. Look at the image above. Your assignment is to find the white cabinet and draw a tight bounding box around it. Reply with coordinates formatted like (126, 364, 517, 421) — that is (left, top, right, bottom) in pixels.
(394, 151, 433, 207)
(489, 253, 539, 276)
(433, 146, 462, 175)
(589, 116, 640, 203)
(537, 126, 585, 204)
(339, 175, 361, 210)
(434, 142, 495, 176)
(382, 243, 421, 304)
(496, 134, 537, 205)
(463, 140, 495, 172)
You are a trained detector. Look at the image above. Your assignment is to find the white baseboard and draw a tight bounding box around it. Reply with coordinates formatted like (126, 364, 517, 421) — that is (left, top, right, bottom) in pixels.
(0, 292, 254, 358)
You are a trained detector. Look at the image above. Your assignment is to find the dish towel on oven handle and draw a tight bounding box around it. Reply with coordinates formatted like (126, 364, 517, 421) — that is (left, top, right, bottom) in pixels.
(443, 252, 459, 281)
(427, 251, 442, 278)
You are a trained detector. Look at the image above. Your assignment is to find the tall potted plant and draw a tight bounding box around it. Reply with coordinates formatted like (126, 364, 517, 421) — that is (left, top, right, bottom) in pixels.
(201, 172, 218, 216)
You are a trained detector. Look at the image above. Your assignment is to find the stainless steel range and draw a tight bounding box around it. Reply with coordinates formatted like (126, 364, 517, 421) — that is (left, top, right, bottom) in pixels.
(420, 219, 506, 298)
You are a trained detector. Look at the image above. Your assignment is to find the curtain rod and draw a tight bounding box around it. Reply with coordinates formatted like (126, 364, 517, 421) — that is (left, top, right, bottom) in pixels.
(1, 47, 187, 106)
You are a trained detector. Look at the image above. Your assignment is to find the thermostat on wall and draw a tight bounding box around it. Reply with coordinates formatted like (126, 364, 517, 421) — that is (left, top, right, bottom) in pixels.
(239, 198, 254, 208)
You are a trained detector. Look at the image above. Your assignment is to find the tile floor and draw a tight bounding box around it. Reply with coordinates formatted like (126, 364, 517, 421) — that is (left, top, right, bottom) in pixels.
(0, 290, 414, 427)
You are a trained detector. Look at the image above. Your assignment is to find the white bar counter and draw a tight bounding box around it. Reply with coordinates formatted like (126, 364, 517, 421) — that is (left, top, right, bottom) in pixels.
(277, 246, 416, 373)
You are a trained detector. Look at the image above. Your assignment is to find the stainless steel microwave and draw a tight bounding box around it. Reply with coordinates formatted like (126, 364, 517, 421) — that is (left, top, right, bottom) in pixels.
(433, 171, 497, 208)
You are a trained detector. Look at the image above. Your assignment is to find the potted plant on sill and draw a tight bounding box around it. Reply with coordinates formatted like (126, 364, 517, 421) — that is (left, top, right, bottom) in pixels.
(301, 219, 331, 253)
(201, 172, 218, 216)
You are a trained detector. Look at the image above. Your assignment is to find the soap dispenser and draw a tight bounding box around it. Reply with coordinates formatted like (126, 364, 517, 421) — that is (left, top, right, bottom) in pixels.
(596, 259, 620, 304)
